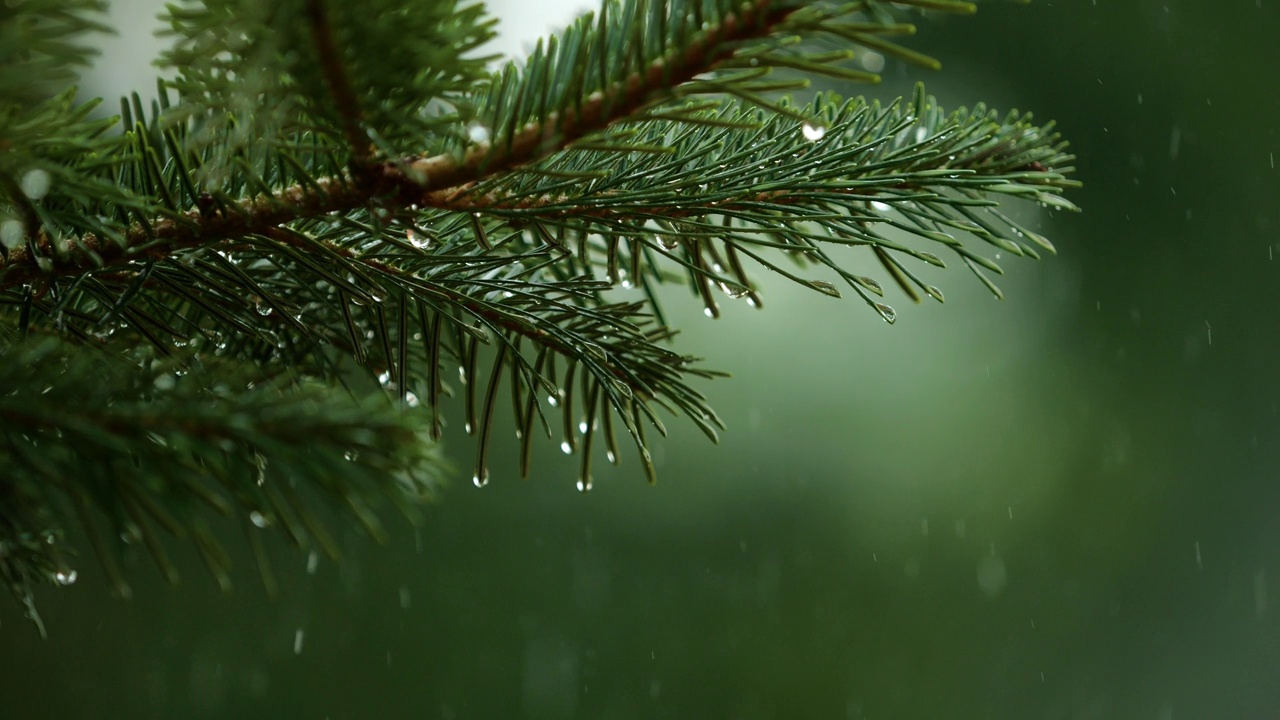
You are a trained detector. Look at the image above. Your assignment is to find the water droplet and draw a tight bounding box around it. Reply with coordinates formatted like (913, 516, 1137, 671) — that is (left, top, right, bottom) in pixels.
(874, 303, 897, 323)
(606, 450, 617, 464)
(472, 471, 489, 488)
(249, 511, 270, 528)
(406, 229, 429, 249)
(255, 298, 272, 316)
(547, 393, 560, 407)
(871, 200, 891, 212)
(377, 371, 392, 387)
(20, 169, 51, 200)
(808, 280, 841, 298)
(977, 553, 1007, 598)
(0, 219, 25, 250)
(153, 373, 176, 390)
(703, 307, 715, 317)
(917, 252, 945, 267)
(925, 285, 945, 302)
(576, 477, 593, 492)
(293, 628, 305, 655)
(801, 122, 825, 142)
(657, 235, 679, 251)
(306, 551, 319, 574)
(578, 420, 588, 434)
(343, 449, 359, 461)
(560, 440, 573, 455)
(53, 569, 77, 586)
(853, 276, 883, 295)
(467, 122, 491, 144)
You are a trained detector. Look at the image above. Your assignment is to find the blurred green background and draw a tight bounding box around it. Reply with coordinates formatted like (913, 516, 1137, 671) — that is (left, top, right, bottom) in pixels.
(3, 1, 1280, 718)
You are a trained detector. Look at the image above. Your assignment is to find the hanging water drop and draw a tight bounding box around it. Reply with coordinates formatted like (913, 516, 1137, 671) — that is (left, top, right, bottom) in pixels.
(854, 276, 883, 295)
(53, 569, 77, 586)
(547, 393, 560, 407)
(657, 235, 679, 251)
(467, 122, 491, 144)
(808, 280, 841, 298)
(560, 440, 573, 454)
(255, 298, 272, 316)
(0, 219, 25, 250)
(472, 471, 489, 488)
(917, 251, 945, 267)
(801, 122, 826, 142)
(577, 477, 593, 493)
(20, 168, 51, 200)
(874, 302, 897, 323)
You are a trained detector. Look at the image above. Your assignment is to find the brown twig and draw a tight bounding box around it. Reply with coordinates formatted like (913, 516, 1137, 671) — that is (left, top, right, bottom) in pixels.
(0, 0, 792, 293)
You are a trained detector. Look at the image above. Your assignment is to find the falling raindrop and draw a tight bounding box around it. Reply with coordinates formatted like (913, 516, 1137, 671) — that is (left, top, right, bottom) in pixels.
(977, 553, 1007, 598)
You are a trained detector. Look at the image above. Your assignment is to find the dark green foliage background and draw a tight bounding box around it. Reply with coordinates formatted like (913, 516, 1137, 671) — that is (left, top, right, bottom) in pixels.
(3, 2, 1280, 718)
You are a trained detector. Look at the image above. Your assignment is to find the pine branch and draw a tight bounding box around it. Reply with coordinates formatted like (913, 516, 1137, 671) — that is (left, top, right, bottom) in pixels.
(0, 0, 1078, 623)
